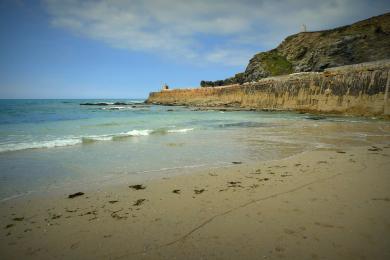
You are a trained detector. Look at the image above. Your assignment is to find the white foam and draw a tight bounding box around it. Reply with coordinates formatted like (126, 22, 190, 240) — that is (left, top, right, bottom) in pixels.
(0, 138, 82, 153)
(82, 135, 113, 142)
(1, 191, 34, 202)
(101, 106, 131, 111)
(0, 128, 192, 153)
(128, 100, 144, 103)
(123, 129, 152, 136)
(82, 129, 152, 142)
(167, 128, 194, 133)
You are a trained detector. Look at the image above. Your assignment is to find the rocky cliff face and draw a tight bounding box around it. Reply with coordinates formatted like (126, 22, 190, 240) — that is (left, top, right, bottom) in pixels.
(201, 13, 390, 87)
(148, 60, 390, 117)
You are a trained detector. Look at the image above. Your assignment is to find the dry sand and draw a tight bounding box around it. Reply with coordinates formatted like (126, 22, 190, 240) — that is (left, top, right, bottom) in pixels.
(1, 144, 390, 259)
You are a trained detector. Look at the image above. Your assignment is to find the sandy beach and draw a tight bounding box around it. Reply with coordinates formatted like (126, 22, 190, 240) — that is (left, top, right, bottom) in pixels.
(1, 143, 389, 259)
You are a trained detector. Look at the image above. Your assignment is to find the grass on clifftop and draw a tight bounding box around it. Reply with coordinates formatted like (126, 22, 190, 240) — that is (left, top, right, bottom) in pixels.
(260, 50, 294, 76)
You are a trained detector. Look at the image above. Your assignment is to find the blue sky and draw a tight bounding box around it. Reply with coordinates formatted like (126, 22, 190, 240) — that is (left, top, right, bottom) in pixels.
(0, 0, 389, 99)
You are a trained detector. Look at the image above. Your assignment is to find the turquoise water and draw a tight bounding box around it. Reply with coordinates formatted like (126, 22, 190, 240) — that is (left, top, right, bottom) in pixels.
(0, 99, 389, 200)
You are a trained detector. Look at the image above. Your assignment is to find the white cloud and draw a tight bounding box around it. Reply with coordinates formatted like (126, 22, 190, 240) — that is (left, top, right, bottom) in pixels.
(204, 48, 254, 67)
(43, 0, 389, 67)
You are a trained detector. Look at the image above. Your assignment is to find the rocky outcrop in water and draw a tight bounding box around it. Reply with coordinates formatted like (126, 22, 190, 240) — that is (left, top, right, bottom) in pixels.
(201, 13, 390, 87)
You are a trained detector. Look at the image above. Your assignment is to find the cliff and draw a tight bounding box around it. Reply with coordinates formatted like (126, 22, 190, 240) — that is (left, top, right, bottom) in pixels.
(147, 60, 390, 117)
(201, 13, 390, 87)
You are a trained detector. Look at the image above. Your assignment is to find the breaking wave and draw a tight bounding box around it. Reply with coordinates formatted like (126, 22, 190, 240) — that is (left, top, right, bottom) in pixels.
(0, 139, 82, 153)
(167, 128, 194, 133)
(0, 128, 194, 153)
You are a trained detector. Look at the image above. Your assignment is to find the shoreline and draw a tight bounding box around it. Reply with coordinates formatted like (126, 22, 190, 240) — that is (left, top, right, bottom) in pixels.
(0, 145, 313, 203)
(0, 128, 368, 204)
(152, 104, 390, 120)
(1, 144, 390, 259)
(5, 108, 389, 204)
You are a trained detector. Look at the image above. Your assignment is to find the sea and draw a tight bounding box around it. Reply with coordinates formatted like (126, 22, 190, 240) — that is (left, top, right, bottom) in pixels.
(1, 99, 389, 201)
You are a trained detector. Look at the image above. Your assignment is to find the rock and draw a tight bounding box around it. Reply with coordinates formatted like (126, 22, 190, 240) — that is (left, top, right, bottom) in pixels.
(232, 161, 242, 164)
(80, 102, 110, 106)
(51, 214, 62, 220)
(368, 146, 383, 151)
(194, 189, 205, 194)
(5, 224, 14, 229)
(133, 199, 146, 206)
(305, 116, 327, 120)
(227, 181, 242, 188)
(129, 184, 146, 190)
(68, 192, 85, 199)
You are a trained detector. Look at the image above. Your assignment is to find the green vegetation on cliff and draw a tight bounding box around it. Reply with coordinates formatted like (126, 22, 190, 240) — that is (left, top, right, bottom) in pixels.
(201, 12, 390, 87)
(246, 50, 293, 79)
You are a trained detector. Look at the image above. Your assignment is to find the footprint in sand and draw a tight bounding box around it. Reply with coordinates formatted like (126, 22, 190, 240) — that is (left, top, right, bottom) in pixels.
(314, 222, 344, 229)
(371, 197, 390, 202)
(317, 161, 328, 164)
(194, 189, 205, 194)
(368, 146, 382, 152)
(133, 199, 146, 206)
(284, 228, 296, 235)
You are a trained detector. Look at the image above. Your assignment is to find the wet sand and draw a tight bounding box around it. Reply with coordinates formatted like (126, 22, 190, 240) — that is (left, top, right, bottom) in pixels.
(1, 144, 390, 259)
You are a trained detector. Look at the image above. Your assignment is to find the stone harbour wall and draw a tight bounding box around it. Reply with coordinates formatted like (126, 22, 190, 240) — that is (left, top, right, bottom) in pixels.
(147, 60, 390, 117)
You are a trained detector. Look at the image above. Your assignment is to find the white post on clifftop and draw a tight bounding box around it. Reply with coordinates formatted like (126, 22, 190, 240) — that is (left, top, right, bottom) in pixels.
(301, 24, 307, 32)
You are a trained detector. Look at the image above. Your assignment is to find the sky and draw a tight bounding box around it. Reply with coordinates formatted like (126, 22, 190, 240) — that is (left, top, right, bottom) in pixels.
(0, 0, 389, 99)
